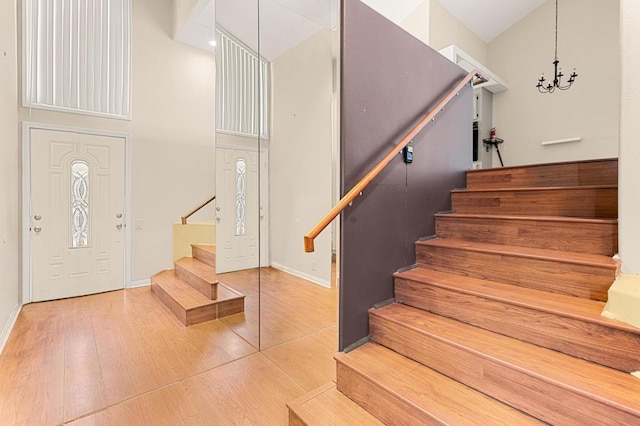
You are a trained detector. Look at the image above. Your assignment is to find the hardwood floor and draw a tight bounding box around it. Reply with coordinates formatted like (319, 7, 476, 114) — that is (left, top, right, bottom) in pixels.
(0, 267, 338, 425)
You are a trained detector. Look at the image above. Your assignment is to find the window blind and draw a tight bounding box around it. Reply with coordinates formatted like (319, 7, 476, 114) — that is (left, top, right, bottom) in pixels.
(216, 28, 269, 139)
(23, 0, 131, 119)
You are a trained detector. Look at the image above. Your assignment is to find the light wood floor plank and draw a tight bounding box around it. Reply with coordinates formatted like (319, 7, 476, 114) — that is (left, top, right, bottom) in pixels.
(0, 267, 337, 425)
(263, 326, 337, 391)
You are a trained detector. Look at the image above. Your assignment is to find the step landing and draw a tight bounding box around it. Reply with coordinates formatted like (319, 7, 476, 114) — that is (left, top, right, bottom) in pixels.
(287, 382, 383, 426)
(151, 270, 244, 326)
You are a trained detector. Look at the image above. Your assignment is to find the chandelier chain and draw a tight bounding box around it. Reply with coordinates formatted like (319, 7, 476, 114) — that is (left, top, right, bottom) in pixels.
(554, 0, 558, 59)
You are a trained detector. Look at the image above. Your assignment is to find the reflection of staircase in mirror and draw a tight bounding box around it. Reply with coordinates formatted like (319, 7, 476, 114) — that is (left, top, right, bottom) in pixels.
(150, 245, 245, 326)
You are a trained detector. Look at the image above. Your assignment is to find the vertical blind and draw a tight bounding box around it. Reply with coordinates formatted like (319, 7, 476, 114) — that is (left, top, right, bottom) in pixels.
(216, 28, 269, 139)
(23, 0, 131, 118)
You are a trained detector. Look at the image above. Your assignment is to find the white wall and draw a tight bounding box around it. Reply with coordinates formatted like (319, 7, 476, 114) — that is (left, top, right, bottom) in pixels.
(19, 0, 216, 283)
(269, 29, 333, 286)
(488, 0, 619, 166)
(400, 0, 430, 45)
(429, 0, 488, 65)
(619, 0, 640, 273)
(0, 0, 21, 351)
(173, 0, 200, 37)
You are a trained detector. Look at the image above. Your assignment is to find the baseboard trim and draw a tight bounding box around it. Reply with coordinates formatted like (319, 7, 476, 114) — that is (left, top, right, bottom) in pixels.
(130, 278, 151, 288)
(270, 262, 331, 288)
(0, 303, 22, 356)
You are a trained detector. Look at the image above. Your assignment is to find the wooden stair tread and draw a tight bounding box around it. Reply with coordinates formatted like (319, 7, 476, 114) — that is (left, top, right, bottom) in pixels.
(152, 270, 214, 309)
(395, 268, 638, 334)
(466, 158, 617, 175)
(216, 282, 244, 301)
(395, 268, 640, 371)
(287, 382, 383, 426)
(335, 342, 543, 425)
(452, 184, 617, 193)
(417, 237, 618, 269)
(434, 212, 618, 225)
(175, 257, 217, 283)
(465, 158, 618, 189)
(151, 270, 242, 308)
(371, 303, 640, 415)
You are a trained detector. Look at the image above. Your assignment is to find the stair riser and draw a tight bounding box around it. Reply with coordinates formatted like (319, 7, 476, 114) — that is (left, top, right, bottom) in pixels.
(466, 159, 618, 189)
(175, 264, 217, 299)
(416, 244, 615, 301)
(150, 280, 187, 325)
(336, 362, 442, 426)
(288, 412, 306, 426)
(395, 278, 640, 372)
(451, 187, 617, 218)
(192, 246, 216, 268)
(369, 314, 638, 425)
(435, 216, 618, 256)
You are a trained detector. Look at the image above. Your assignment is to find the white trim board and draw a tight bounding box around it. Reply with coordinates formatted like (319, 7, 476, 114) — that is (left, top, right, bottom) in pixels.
(21, 122, 134, 303)
(541, 137, 581, 146)
(271, 262, 331, 288)
(130, 279, 151, 288)
(0, 304, 21, 356)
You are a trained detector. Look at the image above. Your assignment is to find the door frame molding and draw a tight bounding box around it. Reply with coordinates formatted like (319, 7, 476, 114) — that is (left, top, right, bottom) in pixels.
(21, 122, 133, 304)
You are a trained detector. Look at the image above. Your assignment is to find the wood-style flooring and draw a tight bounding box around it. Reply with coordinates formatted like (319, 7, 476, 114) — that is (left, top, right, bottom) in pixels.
(0, 267, 337, 425)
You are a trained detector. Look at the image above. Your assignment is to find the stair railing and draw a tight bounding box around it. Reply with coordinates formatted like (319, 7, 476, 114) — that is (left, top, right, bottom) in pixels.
(181, 195, 216, 225)
(303, 69, 487, 252)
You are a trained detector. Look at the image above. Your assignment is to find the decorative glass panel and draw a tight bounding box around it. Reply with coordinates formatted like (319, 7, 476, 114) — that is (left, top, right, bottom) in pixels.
(71, 161, 90, 247)
(236, 159, 246, 236)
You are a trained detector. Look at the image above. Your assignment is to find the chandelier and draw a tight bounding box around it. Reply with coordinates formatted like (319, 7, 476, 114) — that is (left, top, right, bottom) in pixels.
(536, 0, 577, 93)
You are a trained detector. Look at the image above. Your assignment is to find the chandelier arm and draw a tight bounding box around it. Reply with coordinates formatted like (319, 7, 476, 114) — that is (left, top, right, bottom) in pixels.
(535, 0, 577, 94)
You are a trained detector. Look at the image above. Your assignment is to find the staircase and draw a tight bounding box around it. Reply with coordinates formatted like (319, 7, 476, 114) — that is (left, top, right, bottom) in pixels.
(289, 158, 640, 425)
(150, 244, 245, 326)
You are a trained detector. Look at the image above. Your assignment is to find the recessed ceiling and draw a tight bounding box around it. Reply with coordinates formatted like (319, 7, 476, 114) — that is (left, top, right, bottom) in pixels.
(175, 0, 548, 60)
(437, 0, 547, 43)
(176, 0, 338, 61)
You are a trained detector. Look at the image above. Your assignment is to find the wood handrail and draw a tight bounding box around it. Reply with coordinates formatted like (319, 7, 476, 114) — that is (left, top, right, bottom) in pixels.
(181, 195, 216, 225)
(303, 69, 486, 252)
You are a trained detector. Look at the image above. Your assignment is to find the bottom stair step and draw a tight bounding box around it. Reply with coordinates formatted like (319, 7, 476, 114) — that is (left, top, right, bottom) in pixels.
(394, 267, 640, 372)
(151, 270, 244, 326)
(335, 342, 543, 425)
(370, 303, 640, 425)
(287, 382, 383, 426)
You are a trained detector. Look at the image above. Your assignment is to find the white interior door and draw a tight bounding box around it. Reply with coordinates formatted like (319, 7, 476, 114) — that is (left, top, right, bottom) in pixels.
(30, 129, 126, 302)
(215, 147, 268, 273)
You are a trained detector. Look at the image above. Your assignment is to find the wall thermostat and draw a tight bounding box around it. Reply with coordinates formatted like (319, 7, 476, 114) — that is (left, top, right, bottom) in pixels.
(403, 146, 413, 164)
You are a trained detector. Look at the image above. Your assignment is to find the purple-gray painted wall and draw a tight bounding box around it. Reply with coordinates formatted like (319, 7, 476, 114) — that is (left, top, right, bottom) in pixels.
(339, 0, 472, 350)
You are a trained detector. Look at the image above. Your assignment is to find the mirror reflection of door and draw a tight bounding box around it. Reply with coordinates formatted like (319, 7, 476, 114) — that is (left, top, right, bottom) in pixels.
(215, 147, 269, 273)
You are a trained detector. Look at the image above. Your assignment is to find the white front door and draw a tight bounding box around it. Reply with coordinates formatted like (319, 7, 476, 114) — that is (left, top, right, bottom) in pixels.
(215, 147, 268, 273)
(30, 129, 126, 302)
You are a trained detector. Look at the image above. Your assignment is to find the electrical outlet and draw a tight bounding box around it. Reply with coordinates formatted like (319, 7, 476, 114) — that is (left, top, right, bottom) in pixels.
(135, 220, 144, 230)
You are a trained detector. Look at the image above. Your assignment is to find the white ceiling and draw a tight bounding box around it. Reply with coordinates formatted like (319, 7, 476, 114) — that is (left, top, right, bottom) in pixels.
(175, 0, 548, 60)
(176, 0, 338, 61)
(437, 0, 547, 43)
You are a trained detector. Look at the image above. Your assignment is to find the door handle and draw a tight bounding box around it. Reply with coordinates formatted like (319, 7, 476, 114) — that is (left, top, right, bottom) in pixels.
(34, 226, 42, 233)
(34, 215, 42, 221)
(116, 224, 123, 229)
